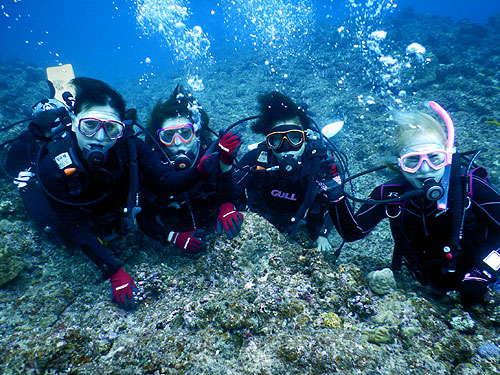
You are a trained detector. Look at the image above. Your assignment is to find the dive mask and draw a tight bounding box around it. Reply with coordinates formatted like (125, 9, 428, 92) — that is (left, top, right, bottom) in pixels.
(158, 124, 195, 146)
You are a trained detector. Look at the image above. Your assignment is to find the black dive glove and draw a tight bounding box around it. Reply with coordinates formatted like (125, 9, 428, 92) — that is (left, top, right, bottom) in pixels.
(29, 98, 70, 139)
(459, 268, 493, 306)
(32, 98, 69, 125)
(316, 157, 344, 202)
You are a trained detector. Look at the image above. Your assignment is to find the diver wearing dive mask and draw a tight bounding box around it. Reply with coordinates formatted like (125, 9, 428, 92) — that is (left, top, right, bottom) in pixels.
(72, 107, 125, 167)
(328, 104, 500, 307)
(136, 84, 244, 256)
(266, 122, 306, 178)
(234, 91, 339, 253)
(157, 122, 200, 171)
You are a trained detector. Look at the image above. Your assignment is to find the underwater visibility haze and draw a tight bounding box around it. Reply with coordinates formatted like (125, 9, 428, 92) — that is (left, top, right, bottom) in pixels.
(1, 0, 500, 373)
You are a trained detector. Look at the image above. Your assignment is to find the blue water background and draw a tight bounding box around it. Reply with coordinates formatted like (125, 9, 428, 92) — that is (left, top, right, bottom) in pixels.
(1, 0, 499, 83)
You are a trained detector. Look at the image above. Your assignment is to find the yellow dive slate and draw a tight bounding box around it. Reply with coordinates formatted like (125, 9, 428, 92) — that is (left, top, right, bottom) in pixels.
(46, 64, 75, 103)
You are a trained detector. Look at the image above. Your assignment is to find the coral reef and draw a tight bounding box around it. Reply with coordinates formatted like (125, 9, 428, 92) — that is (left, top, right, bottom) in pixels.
(1, 211, 500, 374)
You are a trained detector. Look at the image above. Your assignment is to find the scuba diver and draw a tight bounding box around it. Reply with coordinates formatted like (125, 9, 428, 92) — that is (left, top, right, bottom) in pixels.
(136, 84, 244, 252)
(4, 77, 220, 311)
(327, 102, 500, 306)
(233, 91, 341, 251)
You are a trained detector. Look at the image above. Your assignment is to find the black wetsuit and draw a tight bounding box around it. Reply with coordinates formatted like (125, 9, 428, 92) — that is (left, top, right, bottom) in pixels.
(136, 136, 238, 242)
(332, 167, 500, 293)
(37, 132, 201, 278)
(3, 130, 62, 232)
(234, 141, 334, 240)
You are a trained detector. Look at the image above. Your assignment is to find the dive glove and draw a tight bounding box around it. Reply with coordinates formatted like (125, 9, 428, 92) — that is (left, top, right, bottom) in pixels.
(315, 235, 333, 252)
(216, 203, 243, 239)
(110, 267, 138, 311)
(218, 131, 242, 165)
(13, 170, 34, 189)
(317, 158, 344, 202)
(459, 268, 492, 306)
(168, 229, 206, 253)
(196, 146, 219, 176)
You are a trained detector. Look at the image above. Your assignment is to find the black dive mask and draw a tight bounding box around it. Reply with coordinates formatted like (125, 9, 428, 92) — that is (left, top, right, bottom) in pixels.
(83, 145, 107, 168)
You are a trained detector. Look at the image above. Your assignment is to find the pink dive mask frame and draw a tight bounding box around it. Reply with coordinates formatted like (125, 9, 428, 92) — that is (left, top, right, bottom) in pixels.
(399, 149, 452, 173)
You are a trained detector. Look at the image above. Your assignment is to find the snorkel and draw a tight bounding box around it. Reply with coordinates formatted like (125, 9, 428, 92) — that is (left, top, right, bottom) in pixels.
(428, 101, 456, 211)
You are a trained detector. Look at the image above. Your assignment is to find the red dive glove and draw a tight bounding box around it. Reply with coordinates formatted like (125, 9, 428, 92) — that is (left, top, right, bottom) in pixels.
(196, 147, 219, 176)
(216, 203, 243, 239)
(218, 132, 242, 165)
(110, 267, 138, 311)
(168, 229, 206, 253)
(317, 157, 344, 202)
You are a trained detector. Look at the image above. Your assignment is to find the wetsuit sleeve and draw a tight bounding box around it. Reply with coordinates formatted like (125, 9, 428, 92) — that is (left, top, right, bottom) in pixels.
(218, 168, 239, 204)
(4, 131, 39, 178)
(330, 185, 388, 242)
(470, 173, 500, 230)
(318, 214, 334, 239)
(232, 149, 259, 209)
(135, 138, 200, 195)
(38, 155, 121, 279)
(469, 172, 500, 256)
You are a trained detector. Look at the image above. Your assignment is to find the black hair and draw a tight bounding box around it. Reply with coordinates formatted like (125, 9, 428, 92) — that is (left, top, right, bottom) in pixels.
(148, 85, 210, 136)
(252, 91, 310, 135)
(70, 77, 126, 120)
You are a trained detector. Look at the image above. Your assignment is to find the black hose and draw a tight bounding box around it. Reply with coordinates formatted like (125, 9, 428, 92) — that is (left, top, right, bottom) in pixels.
(132, 121, 175, 169)
(34, 136, 114, 207)
(224, 115, 261, 134)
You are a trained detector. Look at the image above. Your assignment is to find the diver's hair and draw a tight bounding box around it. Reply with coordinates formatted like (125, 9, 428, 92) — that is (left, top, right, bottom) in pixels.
(392, 111, 447, 156)
(70, 77, 126, 120)
(252, 91, 310, 135)
(147, 84, 210, 139)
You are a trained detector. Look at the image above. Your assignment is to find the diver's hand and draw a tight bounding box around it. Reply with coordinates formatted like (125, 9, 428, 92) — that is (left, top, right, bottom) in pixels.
(218, 131, 242, 165)
(196, 149, 219, 176)
(110, 267, 138, 311)
(216, 203, 243, 239)
(315, 235, 333, 252)
(459, 268, 492, 306)
(13, 170, 34, 189)
(168, 229, 206, 253)
(317, 158, 344, 202)
(32, 98, 68, 125)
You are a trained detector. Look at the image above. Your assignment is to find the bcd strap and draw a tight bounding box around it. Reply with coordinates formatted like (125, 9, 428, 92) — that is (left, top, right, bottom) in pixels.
(123, 126, 141, 230)
(287, 144, 328, 234)
(440, 156, 466, 273)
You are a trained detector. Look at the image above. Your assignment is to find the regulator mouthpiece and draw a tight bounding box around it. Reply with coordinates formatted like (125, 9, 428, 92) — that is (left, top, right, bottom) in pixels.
(84, 145, 107, 167)
(423, 178, 444, 201)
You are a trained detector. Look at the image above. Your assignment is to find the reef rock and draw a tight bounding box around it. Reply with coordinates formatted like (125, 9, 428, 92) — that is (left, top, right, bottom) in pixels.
(0, 245, 23, 286)
(366, 267, 396, 295)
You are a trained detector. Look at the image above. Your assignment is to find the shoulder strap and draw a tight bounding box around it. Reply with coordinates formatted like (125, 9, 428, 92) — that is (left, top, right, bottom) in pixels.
(442, 155, 467, 272)
(287, 146, 329, 234)
(123, 128, 141, 230)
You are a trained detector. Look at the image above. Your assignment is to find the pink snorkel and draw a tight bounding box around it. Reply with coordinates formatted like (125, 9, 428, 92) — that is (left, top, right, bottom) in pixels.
(428, 101, 455, 154)
(428, 101, 455, 210)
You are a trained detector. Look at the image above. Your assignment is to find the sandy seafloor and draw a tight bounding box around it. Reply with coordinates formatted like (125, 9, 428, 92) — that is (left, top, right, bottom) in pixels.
(1, 8, 500, 375)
